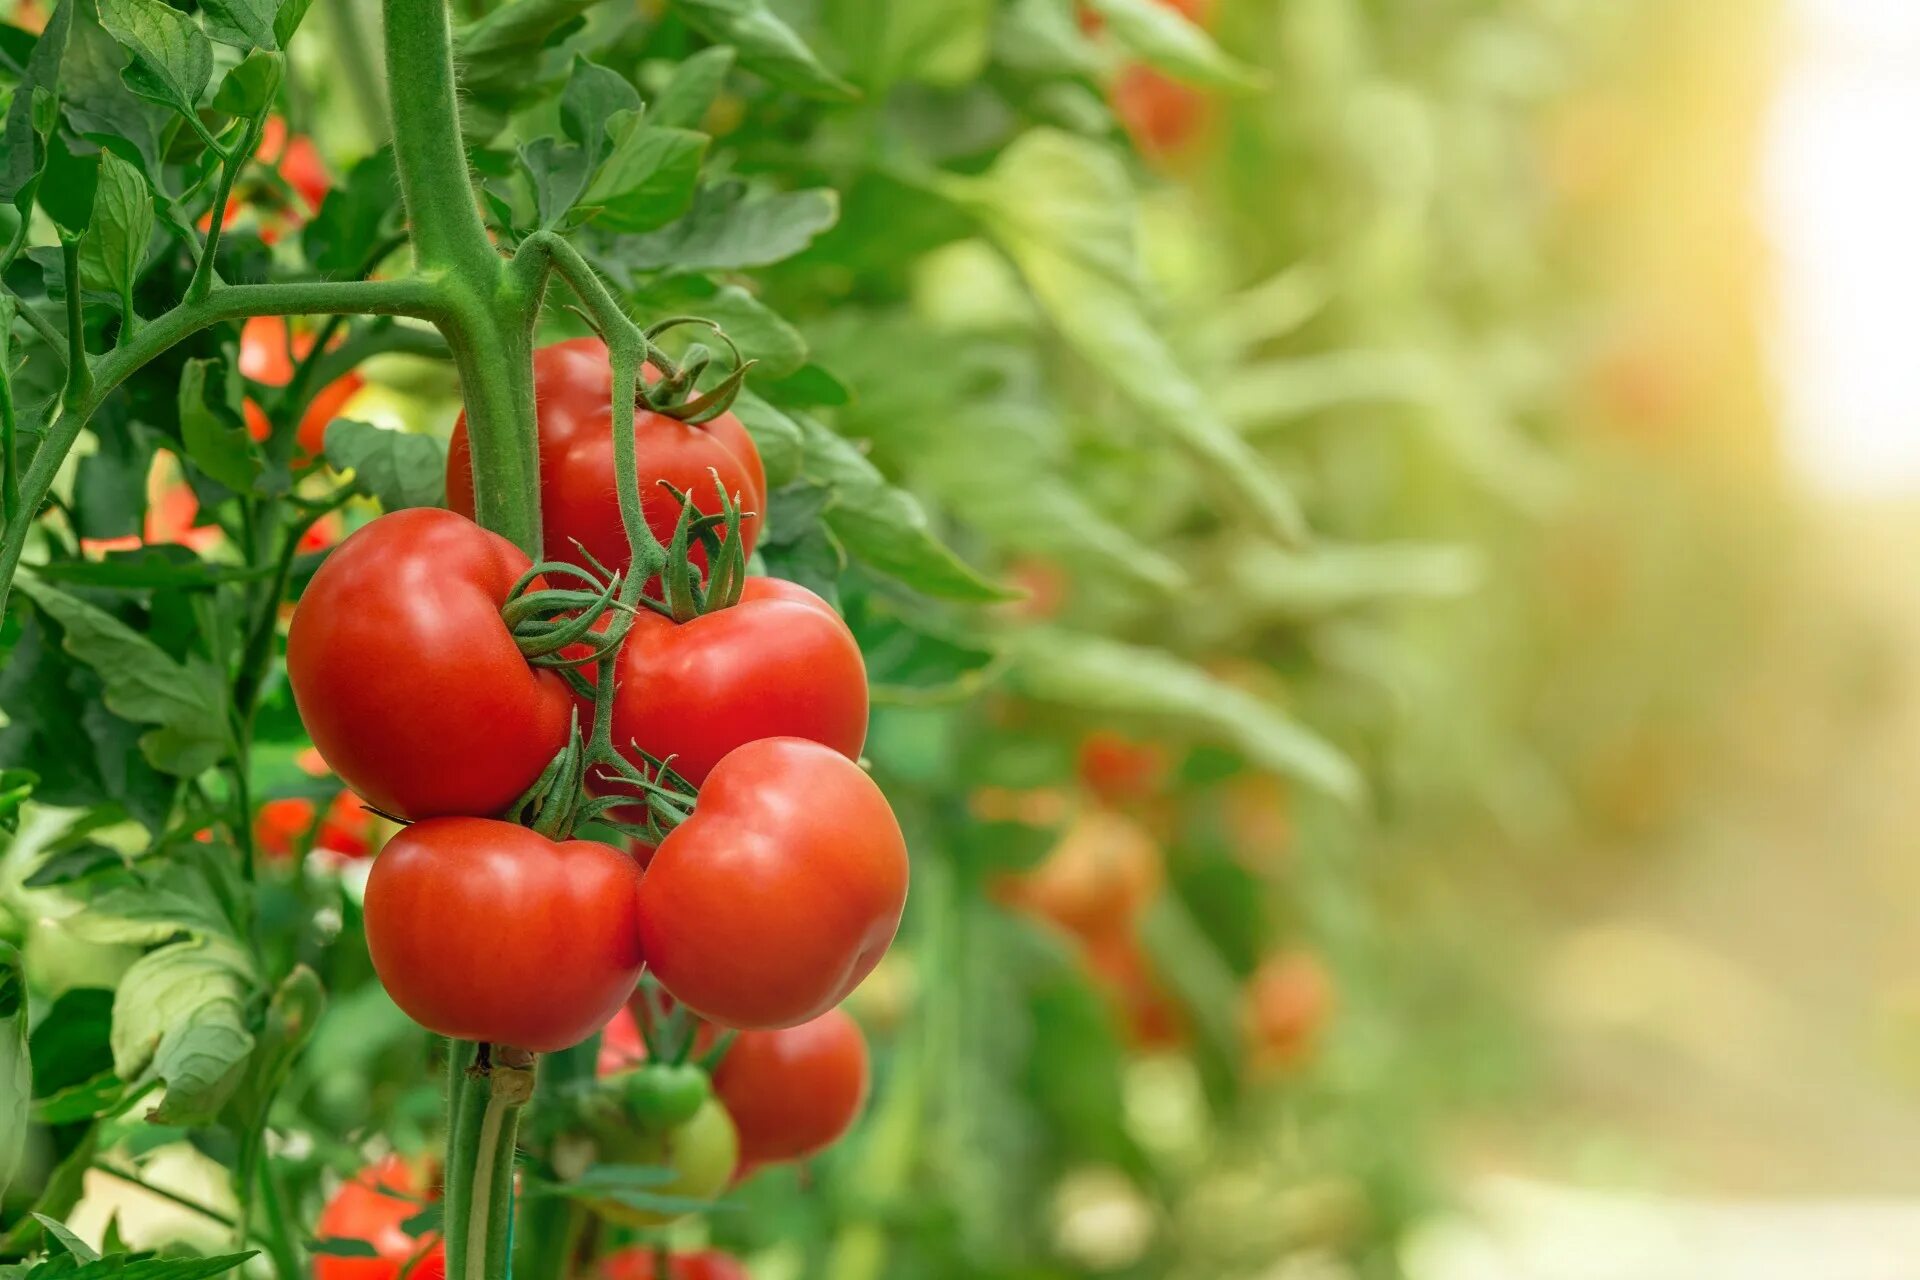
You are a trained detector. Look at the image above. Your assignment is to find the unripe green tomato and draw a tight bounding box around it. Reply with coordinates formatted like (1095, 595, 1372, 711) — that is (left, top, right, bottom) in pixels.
(626, 1062, 710, 1128)
(589, 1098, 737, 1227)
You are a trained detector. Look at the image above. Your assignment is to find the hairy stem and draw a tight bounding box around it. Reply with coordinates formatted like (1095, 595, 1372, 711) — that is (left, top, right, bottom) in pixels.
(382, 0, 495, 280)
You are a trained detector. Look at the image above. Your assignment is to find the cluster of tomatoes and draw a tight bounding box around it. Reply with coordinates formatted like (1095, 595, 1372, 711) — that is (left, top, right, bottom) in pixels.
(286, 336, 906, 1237)
(995, 733, 1335, 1068)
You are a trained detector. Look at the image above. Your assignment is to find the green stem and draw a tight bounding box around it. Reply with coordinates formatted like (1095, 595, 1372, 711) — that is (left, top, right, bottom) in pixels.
(58, 239, 90, 408)
(382, 0, 495, 280)
(444, 1044, 534, 1280)
(0, 302, 16, 525)
(189, 117, 264, 304)
(94, 1163, 239, 1231)
(0, 275, 441, 617)
(255, 1154, 302, 1280)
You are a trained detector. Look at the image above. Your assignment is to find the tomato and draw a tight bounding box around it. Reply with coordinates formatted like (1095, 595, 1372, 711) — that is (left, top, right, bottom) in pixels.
(1114, 65, 1208, 159)
(201, 118, 331, 245)
(239, 315, 366, 456)
(599, 1006, 647, 1074)
(994, 806, 1161, 941)
(446, 337, 766, 582)
(1242, 950, 1333, 1073)
(317, 789, 377, 859)
(638, 738, 908, 1029)
(597, 577, 866, 787)
(313, 1155, 445, 1280)
(286, 508, 573, 819)
(253, 790, 377, 862)
(713, 1009, 869, 1165)
(364, 817, 645, 1051)
(254, 796, 316, 860)
(600, 1250, 749, 1280)
(590, 1098, 738, 1227)
(1082, 928, 1185, 1050)
(1075, 731, 1169, 806)
(79, 455, 224, 557)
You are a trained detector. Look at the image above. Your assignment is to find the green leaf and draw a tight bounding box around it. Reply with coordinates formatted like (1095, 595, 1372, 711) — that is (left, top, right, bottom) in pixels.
(0, 769, 34, 835)
(39, 134, 99, 238)
(272, 0, 314, 45)
(1225, 541, 1482, 619)
(456, 0, 598, 91)
(306, 1240, 382, 1259)
(33, 1214, 98, 1262)
(198, 0, 277, 50)
(620, 182, 836, 272)
(945, 129, 1307, 546)
(210, 48, 284, 115)
(14, 577, 231, 777)
(1085, 0, 1264, 92)
(226, 966, 321, 1136)
(77, 148, 152, 314)
(0, 0, 72, 206)
(638, 278, 806, 379)
(178, 355, 260, 492)
(798, 417, 1010, 603)
(65, 1253, 257, 1280)
(302, 148, 399, 277)
(560, 56, 640, 169)
(112, 934, 256, 1124)
(22, 839, 124, 888)
(1003, 629, 1363, 805)
(670, 0, 857, 101)
(33, 550, 276, 591)
(517, 134, 593, 230)
(97, 0, 215, 118)
(0, 945, 27, 1204)
(650, 46, 733, 130)
(822, 0, 992, 90)
(730, 390, 802, 488)
(324, 419, 447, 511)
(579, 118, 707, 234)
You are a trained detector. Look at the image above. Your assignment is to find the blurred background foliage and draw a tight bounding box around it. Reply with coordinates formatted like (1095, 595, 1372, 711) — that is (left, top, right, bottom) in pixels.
(4, 0, 1854, 1275)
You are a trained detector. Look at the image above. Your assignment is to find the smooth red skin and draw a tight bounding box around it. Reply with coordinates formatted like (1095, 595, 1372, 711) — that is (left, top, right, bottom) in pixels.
(286, 508, 572, 820)
(638, 738, 908, 1030)
(446, 337, 766, 580)
(604, 577, 867, 787)
(240, 315, 365, 455)
(365, 818, 646, 1051)
(600, 1250, 748, 1280)
(314, 1156, 445, 1280)
(713, 1009, 870, 1164)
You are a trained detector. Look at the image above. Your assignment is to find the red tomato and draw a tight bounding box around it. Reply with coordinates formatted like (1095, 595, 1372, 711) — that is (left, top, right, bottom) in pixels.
(598, 1005, 647, 1075)
(364, 817, 646, 1051)
(313, 1155, 445, 1280)
(638, 738, 908, 1030)
(600, 1250, 748, 1280)
(446, 338, 766, 582)
(286, 508, 573, 820)
(239, 315, 366, 456)
(79, 457, 224, 557)
(317, 789, 376, 859)
(993, 806, 1161, 941)
(1083, 928, 1185, 1050)
(597, 577, 866, 787)
(713, 1009, 869, 1164)
(254, 796, 317, 860)
(1113, 65, 1208, 159)
(1242, 949, 1334, 1073)
(1075, 731, 1169, 805)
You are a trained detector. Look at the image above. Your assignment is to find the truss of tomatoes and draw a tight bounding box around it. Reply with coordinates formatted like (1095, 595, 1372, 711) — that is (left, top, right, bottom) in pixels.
(287, 340, 908, 1074)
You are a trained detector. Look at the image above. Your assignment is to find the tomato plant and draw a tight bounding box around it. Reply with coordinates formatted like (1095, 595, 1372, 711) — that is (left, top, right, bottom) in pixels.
(712, 1009, 870, 1165)
(313, 1156, 445, 1280)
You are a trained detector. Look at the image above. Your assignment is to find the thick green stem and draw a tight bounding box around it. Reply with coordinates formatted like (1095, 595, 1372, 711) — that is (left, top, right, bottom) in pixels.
(58, 240, 90, 408)
(0, 276, 441, 618)
(444, 1044, 533, 1280)
(382, 0, 495, 280)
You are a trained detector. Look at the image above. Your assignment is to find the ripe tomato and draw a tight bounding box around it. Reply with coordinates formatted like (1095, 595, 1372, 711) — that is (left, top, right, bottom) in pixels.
(994, 806, 1161, 941)
(638, 738, 908, 1029)
(598, 577, 866, 787)
(239, 315, 366, 456)
(317, 790, 377, 859)
(446, 338, 765, 582)
(79, 455, 224, 557)
(286, 508, 573, 820)
(712, 1009, 869, 1165)
(1242, 949, 1333, 1073)
(313, 1155, 445, 1280)
(1076, 731, 1169, 805)
(201, 118, 331, 245)
(364, 817, 645, 1051)
(590, 1098, 738, 1227)
(1083, 928, 1185, 1050)
(254, 796, 316, 860)
(253, 790, 377, 862)
(598, 1005, 646, 1074)
(600, 1249, 748, 1280)
(1113, 65, 1208, 159)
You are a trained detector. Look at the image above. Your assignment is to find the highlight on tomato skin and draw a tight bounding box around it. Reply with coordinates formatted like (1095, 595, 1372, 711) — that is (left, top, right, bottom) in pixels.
(712, 1008, 871, 1166)
(313, 1155, 445, 1280)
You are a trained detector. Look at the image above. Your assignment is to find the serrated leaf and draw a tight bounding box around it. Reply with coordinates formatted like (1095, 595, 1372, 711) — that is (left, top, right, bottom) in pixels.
(651, 46, 733, 129)
(112, 934, 256, 1124)
(798, 416, 1010, 603)
(179, 355, 260, 491)
(620, 182, 836, 272)
(33, 1215, 97, 1262)
(946, 129, 1306, 545)
(0, 945, 26, 1203)
(324, 419, 446, 511)
(1086, 0, 1264, 92)
(65, 1252, 257, 1280)
(0, 0, 71, 206)
(670, 0, 857, 101)
(14, 579, 230, 776)
(560, 56, 639, 166)
(97, 0, 214, 117)
(455, 0, 598, 91)
(198, 0, 276, 50)
(273, 0, 313, 45)
(579, 118, 706, 234)
(1003, 629, 1363, 804)
(78, 148, 152, 313)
